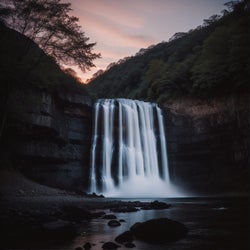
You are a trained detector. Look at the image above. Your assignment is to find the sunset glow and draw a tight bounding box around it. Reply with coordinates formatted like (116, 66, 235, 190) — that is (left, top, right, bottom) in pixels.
(67, 0, 228, 82)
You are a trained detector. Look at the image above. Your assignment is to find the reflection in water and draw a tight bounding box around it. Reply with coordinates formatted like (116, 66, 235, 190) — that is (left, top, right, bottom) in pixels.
(70, 197, 248, 250)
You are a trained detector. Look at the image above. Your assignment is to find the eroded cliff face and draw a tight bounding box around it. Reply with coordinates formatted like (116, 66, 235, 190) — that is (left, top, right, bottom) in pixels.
(6, 89, 248, 196)
(10, 87, 93, 191)
(163, 94, 249, 195)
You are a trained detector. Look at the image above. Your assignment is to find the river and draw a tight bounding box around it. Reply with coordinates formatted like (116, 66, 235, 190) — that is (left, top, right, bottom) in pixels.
(69, 197, 248, 250)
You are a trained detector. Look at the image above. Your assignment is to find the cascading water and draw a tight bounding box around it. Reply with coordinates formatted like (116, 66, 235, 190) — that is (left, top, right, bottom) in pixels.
(89, 99, 180, 197)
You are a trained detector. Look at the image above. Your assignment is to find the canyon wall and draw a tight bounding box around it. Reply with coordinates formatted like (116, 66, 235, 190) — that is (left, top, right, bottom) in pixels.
(8, 89, 249, 196)
(10, 87, 93, 191)
(163, 94, 249, 195)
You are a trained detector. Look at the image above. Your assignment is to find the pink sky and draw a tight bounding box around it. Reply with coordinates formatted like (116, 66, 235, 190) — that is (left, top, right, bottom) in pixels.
(67, 0, 228, 83)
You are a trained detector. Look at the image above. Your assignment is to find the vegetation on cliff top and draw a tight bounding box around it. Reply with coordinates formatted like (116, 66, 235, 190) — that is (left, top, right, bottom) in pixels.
(87, 0, 249, 102)
(0, 0, 100, 161)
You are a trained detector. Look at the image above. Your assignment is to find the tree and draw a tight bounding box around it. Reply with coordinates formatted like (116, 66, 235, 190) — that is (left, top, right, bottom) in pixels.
(0, 0, 100, 72)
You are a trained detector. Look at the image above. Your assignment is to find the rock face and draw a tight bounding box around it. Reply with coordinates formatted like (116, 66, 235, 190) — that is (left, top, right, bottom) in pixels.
(163, 94, 249, 195)
(7, 87, 248, 196)
(130, 218, 188, 243)
(11, 87, 92, 191)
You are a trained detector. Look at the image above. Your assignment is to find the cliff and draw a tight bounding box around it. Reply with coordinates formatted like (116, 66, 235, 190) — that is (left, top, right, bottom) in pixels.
(2, 88, 248, 195)
(3, 87, 93, 191)
(163, 94, 249, 195)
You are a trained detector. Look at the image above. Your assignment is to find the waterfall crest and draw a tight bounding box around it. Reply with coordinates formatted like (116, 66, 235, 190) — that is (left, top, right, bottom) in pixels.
(89, 99, 178, 197)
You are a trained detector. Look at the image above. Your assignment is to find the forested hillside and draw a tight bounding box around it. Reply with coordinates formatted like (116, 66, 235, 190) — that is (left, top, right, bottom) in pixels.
(88, 0, 249, 102)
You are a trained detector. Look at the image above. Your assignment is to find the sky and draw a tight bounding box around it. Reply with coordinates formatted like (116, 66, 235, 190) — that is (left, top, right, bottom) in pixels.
(68, 0, 229, 83)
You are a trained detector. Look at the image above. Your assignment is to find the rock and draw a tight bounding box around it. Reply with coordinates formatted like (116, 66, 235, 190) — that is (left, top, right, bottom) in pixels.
(141, 200, 171, 210)
(124, 242, 136, 248)
(102, 241, 120, 249)
(110, 206, 139, 213)
(119, 219, 126, 223)
(108, 220, 121, 227)
(86, 192, 105, 198)
(75, 247, 83, 250)
(115, 231, 134, 243)
(83, 242, 91, 249)
(130, 218, 188, 243)
(102, 214, 117, 219)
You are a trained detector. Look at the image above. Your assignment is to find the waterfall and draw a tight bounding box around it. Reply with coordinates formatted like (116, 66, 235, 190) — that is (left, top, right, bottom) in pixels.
(89, 99, 178, 197)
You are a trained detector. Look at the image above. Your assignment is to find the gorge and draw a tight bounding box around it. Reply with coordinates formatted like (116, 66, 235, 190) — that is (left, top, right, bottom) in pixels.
(4, 88, 247, 197)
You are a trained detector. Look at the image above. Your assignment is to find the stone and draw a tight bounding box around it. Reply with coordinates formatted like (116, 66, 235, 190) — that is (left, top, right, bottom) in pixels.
(108, 220, 121, 227)
(102, 241, 120, 249)
(110, 206, 139, 213)
(83, 242, 91, 249)
(124, 242, 136, 248)
(141, 200, 171, 210)
(130, 218, 188, 243)
(75, 247, 83, 250)
(102, 214, 117, 219)
(115, 231, 134, 243)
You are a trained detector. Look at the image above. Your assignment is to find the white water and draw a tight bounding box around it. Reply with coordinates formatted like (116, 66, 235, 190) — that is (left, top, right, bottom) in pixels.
(89, 99, 181, 197)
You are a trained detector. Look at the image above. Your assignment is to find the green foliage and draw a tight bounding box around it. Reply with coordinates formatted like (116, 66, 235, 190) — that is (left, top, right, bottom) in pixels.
(88, 0, 249, 102)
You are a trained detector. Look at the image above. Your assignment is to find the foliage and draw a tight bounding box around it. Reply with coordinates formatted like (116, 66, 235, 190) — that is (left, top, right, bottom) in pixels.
(88, 0, 249, 102)
(0, 23, 90, 148)
(0, 0, 100, 72)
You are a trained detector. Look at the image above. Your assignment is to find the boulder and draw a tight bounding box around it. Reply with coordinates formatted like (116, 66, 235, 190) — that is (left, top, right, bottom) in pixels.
(115, 231, 134, 243)
(102, 214, 117, 219)
(83, 242, 92, 249)
(108, 220, 121, 227)
(130, 218, 188, 243)
(124, 242, 136, 248)
(110, 206, 139, 213)
(140, 200, 171, 210)
(102, 241, 120, 249)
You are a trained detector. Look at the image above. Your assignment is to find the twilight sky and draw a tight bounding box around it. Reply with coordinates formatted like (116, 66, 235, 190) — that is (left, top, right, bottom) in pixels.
(68, 0, 228, 82)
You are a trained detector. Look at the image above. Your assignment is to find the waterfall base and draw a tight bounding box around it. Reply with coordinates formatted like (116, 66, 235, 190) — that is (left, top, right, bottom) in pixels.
(102, 176, 184, 198)
(89, 99, 184, 198)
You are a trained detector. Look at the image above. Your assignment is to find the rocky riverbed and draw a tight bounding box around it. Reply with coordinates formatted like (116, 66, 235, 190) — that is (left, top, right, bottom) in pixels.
(0, 169, 176, 249)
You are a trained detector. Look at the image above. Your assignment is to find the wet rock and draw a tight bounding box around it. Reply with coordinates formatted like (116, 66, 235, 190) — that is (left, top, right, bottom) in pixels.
(86, 192, 105, 198)
(103, 214, 117, 219)
(108, 220, 121, 227)
(124, 242, 136, 248)
(110, 206, 139, 213)
(119, 219, 126, 223)
(75, 247, 83, 250)
(83, 242, 91, 249)
(140, 200, 171, 210)
(130, 218, 188, 243)
(115, 231, 134, 243)
(102, 241, 120, 249)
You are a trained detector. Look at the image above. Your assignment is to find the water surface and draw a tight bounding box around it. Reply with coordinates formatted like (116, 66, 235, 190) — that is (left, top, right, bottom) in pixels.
(70, 197, 248, 250)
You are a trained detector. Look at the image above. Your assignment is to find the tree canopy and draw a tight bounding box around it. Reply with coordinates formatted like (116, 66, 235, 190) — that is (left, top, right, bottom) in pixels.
(88, 0, 249, 102)
(0, 0, 100, 72)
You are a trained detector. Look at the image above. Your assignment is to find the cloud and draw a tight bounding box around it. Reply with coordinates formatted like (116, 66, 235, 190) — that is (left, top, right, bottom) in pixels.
(76, 9, 154, 47)
(70, 0, 145, 29)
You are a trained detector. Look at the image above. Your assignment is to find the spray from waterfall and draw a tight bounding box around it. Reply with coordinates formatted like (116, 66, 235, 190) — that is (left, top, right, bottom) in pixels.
(89, 99, 181, 197)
